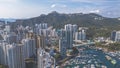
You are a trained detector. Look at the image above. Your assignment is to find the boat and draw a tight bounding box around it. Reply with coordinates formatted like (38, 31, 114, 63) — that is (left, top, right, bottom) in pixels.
(111, 59, 117, 65)
(91, 64, 95, 68)
(105, 55, 112, 60)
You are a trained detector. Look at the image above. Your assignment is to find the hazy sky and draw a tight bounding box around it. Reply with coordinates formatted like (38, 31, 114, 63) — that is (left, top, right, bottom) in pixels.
(0, 0, 120, 18)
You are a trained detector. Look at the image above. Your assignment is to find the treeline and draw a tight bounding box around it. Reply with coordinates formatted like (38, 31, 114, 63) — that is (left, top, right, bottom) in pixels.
(95, 42, 120, 51)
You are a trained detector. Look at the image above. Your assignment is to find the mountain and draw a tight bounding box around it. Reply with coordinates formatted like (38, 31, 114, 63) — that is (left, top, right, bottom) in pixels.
(12, 11, 120, 29)
(0, 18, 16, 23)
(11, 11, 120, 38)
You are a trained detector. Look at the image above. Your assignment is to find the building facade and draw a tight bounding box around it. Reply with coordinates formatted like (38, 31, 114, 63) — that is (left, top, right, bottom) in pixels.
(59, 38, 67, 57)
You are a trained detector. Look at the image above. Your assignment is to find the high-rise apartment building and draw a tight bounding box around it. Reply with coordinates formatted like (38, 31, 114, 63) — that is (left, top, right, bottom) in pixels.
(22, 38, 36, 59)
(6, 43, 25, 68)
(34, 23, 48, 36)
(35, 35, 46, 49)
(64, 24, 78, 48)
(37, 48, 54, 68)
(111, 30, 117, 41)
(75, 29, 86, 41)
(59, 38, 67, 57)
(111, 31, 120, 42)
(65, 30, 73, 48)
(0, 42, 8, 65)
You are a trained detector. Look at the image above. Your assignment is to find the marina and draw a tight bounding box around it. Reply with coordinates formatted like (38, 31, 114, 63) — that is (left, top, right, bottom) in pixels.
(64, 45, 120, 68)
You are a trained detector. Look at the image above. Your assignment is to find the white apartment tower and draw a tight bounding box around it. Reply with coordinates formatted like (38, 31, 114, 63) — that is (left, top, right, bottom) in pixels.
(6, 43, 25, 68)
(22, 38, 36, 59)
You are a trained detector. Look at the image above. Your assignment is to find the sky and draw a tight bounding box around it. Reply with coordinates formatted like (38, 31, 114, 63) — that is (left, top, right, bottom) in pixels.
(0, 0, 120, 19)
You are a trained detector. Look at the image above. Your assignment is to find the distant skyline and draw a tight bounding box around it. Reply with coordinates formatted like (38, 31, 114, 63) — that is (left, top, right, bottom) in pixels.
(0, 0, 120, 19)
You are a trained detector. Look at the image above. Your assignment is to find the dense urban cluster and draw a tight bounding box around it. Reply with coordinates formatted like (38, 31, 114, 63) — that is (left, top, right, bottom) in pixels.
(0, 21, 120, 68)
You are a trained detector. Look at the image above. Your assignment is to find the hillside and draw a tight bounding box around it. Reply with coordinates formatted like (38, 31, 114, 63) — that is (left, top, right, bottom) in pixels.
(12, 11, 120, 28)
(11, 11, 120, 38)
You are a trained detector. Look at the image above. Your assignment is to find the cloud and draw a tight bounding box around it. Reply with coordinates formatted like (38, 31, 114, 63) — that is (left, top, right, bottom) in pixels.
(51, 4, 67, 8)
(0, 1, 50, 19)
(90, 10, 100, 13)
(51, 4, 56, 8)
(0, 0, 20, 3)
(71, 0, 119, 2)
(0, 0, 119, 18)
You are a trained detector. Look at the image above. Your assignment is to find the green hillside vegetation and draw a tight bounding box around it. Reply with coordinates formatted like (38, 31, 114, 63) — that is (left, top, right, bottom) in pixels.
(95, 42, 120, 51)
(11, 11, 120, 38)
